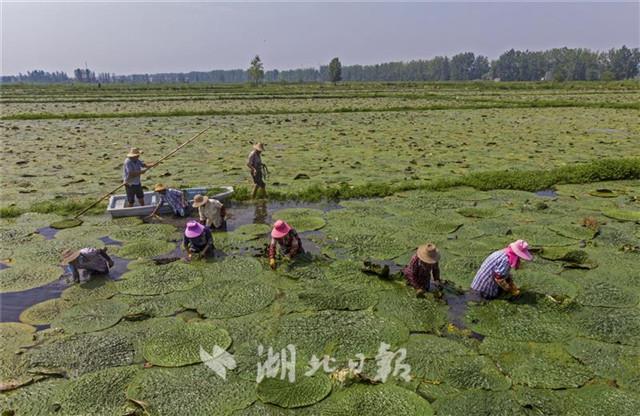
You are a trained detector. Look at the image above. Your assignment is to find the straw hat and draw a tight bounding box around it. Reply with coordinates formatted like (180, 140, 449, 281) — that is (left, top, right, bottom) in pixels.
(271, 220, 292, 239)
(509, 240, 533, 261)
(61, 249, 81, 265)
(127, 147, 143, 157)
(154, 183, 167, 192)
(253, 143, 265, 152)
(192, 194, 209, 208)
(185, 221, 205, 238)
(417, 243, 440, 264)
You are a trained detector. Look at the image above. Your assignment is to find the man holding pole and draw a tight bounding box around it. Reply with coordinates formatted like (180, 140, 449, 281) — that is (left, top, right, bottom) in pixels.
(122, 147, 153, 207)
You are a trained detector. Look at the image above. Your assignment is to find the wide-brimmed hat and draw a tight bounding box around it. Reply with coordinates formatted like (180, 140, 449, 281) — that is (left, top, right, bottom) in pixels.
(509, 239, 533, 261)
(271, 220, 291, 239)
(154, 183, 167, 192)
(192, 194, 209, 208)
(253, 143, 265, 152)
(61, 249, 81, 265)
(185, 221, 205, 238)
(417, 243, 440, 264)
(127, 147, 143, 157)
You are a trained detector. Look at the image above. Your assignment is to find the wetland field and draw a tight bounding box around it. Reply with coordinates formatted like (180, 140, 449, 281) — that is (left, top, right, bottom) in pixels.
(1, 81, 639, 415)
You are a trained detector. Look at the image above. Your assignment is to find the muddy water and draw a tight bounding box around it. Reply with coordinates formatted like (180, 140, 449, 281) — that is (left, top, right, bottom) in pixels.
(0, 200, 340, 325)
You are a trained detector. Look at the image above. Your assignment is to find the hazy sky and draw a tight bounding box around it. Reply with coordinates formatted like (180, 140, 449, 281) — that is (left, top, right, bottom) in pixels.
(2, 1, 639, 75)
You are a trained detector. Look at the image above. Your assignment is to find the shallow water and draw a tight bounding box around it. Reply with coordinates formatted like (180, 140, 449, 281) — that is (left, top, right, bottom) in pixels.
(0, 255, 130, 324)
(0, 200, 340, 324)
(37, 226, 58, 240)
(443, 291, 485, 341)
(535, 189, 558, 198)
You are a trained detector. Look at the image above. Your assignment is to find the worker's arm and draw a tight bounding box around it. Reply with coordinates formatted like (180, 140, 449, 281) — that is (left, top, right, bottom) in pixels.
(147, 195, 163, 218)
(493, 274, 512, 291)
(288, 237, 300, 258)
(68, 264, 80, 282)
(268, 238, 277, 269)
(432, 263, 441, 283)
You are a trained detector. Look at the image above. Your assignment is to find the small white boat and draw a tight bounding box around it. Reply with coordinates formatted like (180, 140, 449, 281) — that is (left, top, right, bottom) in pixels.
(107, 186, 234, 218)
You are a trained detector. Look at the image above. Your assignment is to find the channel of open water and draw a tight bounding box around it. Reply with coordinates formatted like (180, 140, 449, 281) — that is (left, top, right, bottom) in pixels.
(0, 200, 337, 324)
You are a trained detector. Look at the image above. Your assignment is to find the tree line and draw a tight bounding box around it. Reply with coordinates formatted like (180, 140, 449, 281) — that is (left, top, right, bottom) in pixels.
(2, 46, 638, 84)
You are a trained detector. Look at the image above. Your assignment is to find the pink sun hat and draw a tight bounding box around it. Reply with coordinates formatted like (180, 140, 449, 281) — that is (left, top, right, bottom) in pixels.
(185, 221, 205, 238)
(509, 239, 533, 261)
(271, 220, 292, 239)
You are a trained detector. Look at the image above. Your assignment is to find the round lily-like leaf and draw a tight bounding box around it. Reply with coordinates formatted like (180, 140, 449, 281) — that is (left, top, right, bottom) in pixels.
(433, 389, 524, 416)
(272, 208, 326, 232)
(50, 218, 83, 229)
(115, 239, 176, 259)
(27, 332, 135, 377)
(257, 371, 332, 408)
(456, 207, 501, 218)
(0, 378, 67, 415)
(61, 276, 119, 304)
(126, 364, 255, 416)
(602, 209, 640, 222)
(112, 223, 179, 242)
(52, 365, 139, 416)
(549, 224, 596, 240)
(51, 298, 127, 334)
(0, 263, 61, 293)
(116, 261, 204, 295)
(574, 306, 640, 346)
(186, 279, 277, 319)
(19, 298, 72, 325)
(375, 288, 447, 333)
(575, 280, 639, 308)
(1, 322, 37, 391)
(142, 320, 231, 367)
(233, 223, 271, 240)
(320, 383, 433, 415)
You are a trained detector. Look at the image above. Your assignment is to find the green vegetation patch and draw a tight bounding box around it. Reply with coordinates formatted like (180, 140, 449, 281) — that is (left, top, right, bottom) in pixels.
(320, 383, 433, 415)
(126, 365, 256, 416)
(575, 280, 639, 308)
(1, 323, 37, 390)
(375, 288, 447, 333)
(142, 320, 231, 367)
(115, 239, 176, 259)
(19, 298, 72, 325)
(465, 297, 577, 342)
(272, 208, 326, 232)
(182, 277, 277, 319)
(479, 337, 592, 389)
(603, 208, 640, 222)
(272, 310, 409, 363)
(433, 389, 525, 416)
(257, 371, 332, 408)
(563, 383, 640, 416)
(52, 365, 139, 416)
(456, 207, 502, 219)
(549, 224, 597, 240)
(574, 306, 640, 346)
(28, 332, 135, 377)
(565, 337, 640, 392)
(0, 379, 67, 416)
(60, 276, 118, 304)
(295, 285, 380, 312)
(50, 298, 127, 334)
(112, 223, 180, 242)
(116, 292, 186, 318)
(233, 223, 271, 239)
(0, 264, 61, 293)
(116, 261, 204, 295)
(50, 218, 83, 229)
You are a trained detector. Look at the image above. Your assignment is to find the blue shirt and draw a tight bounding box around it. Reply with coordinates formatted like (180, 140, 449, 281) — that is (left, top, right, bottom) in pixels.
(158, 188, 186, 216)
(471, 250, 511, 298)
(123, 158, 145, 185)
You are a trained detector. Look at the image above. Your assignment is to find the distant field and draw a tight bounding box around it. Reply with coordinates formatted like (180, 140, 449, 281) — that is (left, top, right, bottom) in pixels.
(1, 82, 639, 210)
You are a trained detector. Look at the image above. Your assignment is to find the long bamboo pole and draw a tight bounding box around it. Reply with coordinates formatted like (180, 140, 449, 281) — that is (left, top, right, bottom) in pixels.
(72, 125, 212, 219)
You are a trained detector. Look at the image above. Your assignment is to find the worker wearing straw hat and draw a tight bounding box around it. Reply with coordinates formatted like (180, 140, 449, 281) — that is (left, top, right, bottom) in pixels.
(247, 142, 267, 199)
(61, 247, 114, 283)
(471, 240, 533, 299)
(192, 194, 226, 229)
(268, 220, 303, 270)
(148, 183, 189, 218)
(183, 220, 214, 260)
(122, 147, 153, 207)
(402, 243, 442, 296)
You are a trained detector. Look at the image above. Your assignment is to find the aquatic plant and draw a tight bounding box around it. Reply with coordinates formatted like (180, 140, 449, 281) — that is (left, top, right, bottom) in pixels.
(320, 383, 433, 415)
(19, 298, 72, 326)
(256, 371, 332, 408)
(50, 299, 128, 334)
(272, 208, 326, 232)
(116, 262, 203, 295)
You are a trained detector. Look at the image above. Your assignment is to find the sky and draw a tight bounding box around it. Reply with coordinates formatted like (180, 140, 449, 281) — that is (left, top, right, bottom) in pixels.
(1, 1, 639, 76)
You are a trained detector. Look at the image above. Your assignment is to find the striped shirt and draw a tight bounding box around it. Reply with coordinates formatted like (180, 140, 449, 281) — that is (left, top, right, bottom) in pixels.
(471, 249, 511, 298)
(158, 188, 186, 216)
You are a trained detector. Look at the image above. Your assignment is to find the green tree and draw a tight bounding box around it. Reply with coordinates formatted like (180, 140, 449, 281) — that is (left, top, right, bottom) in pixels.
(328, 57, 342, 83)
(248, 55, 264, 85)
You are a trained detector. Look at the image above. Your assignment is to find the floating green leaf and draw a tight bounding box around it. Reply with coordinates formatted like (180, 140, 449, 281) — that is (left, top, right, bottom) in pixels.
(457, 207, 502, 218)
(320, 383, 433, 415)
(0, 263, 61, 293)
(61, 276, 118, 305)
(116, 261, 203, 295)
(574, 306, 640, 345)
(375, 288, 447, 333)
(433, 389, 525, 416)
(0, 378, 67, 415)
(142, 320, 231, 367)
(115, 239, 175, 259)
(603, 209, 640, 222)
(126, 365, 255, 416)
(257, 372, 332, 408)
(51, 298, 127, 334)
(272, 208, 326, 232)
(50, 218, 83, 229)
(19, 298, 72, 325)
